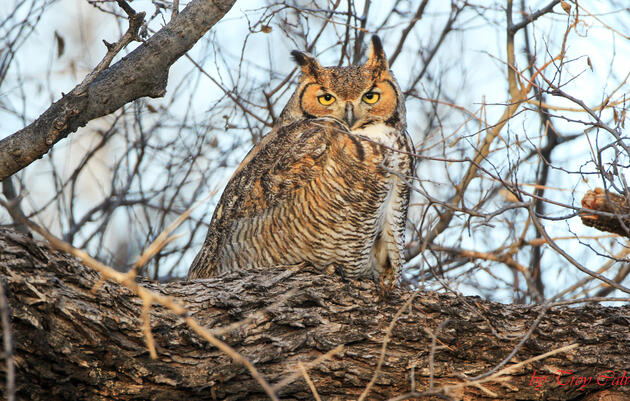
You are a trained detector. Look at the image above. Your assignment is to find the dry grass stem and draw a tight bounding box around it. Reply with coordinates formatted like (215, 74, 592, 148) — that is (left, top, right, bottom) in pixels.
(358, 292, 417, 401)
(445, 343, 578, 395)
(298, 361, 322, 401)
(132, 192, 214, 271)
(272, 344, 344, 391)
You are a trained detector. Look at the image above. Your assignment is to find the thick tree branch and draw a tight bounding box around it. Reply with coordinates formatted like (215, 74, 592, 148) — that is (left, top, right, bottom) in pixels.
(1, 228, 629, 400)
(0, 0, 236, 181)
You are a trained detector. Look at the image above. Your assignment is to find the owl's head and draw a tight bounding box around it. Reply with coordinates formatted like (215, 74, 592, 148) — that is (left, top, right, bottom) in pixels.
(279, 36, 405, 131)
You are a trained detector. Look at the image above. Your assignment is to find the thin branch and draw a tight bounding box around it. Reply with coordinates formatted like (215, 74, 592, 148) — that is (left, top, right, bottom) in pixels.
(388, 0, 429, 67)
(529, 204, 630, 295)
(446, 343, 579, 394)
(75, 0, 146, 94)
(1, 177, 28, 234)
(463, 303, 551, 381)
(509, 0, 561, 33)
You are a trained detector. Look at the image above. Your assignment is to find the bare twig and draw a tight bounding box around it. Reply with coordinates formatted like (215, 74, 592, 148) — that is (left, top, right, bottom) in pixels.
(529, 204, 630, 295)
(463, 302, 551, 381)
(388, 0, 429, 66)
(298, 362, 322, 401)
(75, 0, 146, 94)
(509, 0, 561, 33)
(1, 177, 28, 234)
(444, 343, 579, 394)
(271, 344, 344, 392)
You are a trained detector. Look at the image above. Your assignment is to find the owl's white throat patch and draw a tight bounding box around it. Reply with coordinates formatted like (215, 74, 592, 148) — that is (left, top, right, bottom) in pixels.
(351, 123, 398, 147)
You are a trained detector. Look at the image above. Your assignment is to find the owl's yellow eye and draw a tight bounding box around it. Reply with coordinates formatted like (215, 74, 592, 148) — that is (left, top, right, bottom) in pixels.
(362, 92, 380, 104)
(318, 94, 336, 106)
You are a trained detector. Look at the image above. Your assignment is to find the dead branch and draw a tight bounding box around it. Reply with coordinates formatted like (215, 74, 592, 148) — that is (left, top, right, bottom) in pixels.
(0, 0, 236, 181)
(1, 228, 629, 400)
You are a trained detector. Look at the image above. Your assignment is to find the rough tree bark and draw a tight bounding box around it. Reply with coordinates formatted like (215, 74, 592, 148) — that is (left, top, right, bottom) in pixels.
(0, 0, 236, 181)
(0, 228, 629, 400)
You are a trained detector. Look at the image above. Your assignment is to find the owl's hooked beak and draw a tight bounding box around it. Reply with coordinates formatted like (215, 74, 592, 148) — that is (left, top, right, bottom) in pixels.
(344, 102, 355, 128)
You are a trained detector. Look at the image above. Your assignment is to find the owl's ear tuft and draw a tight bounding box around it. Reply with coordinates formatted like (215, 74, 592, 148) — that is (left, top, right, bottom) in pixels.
(365, 35, 388, 73)
(291, 50, 322, 78)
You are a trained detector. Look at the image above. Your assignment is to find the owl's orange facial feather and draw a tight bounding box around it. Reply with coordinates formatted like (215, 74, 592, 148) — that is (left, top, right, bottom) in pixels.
(365, 79, 397, 120)
(300, 84, 335, 118)
(299, 74, 398, 129)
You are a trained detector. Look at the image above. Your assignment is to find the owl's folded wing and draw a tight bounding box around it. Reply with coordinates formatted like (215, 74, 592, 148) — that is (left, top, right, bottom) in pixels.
(188, 118, 370, 278)
(221, 118, 347, 218)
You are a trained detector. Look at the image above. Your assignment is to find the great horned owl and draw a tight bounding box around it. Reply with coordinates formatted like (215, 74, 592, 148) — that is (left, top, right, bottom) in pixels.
(188, 36, 414, 293)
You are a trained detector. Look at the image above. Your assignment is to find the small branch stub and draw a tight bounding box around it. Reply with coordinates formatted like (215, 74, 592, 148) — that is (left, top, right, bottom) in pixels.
(581, 188, 630, 238)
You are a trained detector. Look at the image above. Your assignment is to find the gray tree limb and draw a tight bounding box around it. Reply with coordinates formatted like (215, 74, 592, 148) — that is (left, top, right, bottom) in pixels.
(0, 0, 236, 181)
(1, 228, 630, 400)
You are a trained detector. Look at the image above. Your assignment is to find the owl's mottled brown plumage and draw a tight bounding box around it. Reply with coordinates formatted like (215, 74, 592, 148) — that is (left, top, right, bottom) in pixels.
(188, 36, 414, 293)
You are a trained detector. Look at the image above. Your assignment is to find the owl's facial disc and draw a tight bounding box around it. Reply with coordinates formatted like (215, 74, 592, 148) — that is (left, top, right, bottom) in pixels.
(291, 35, 401, 129)
(299, 80, 396, 129)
